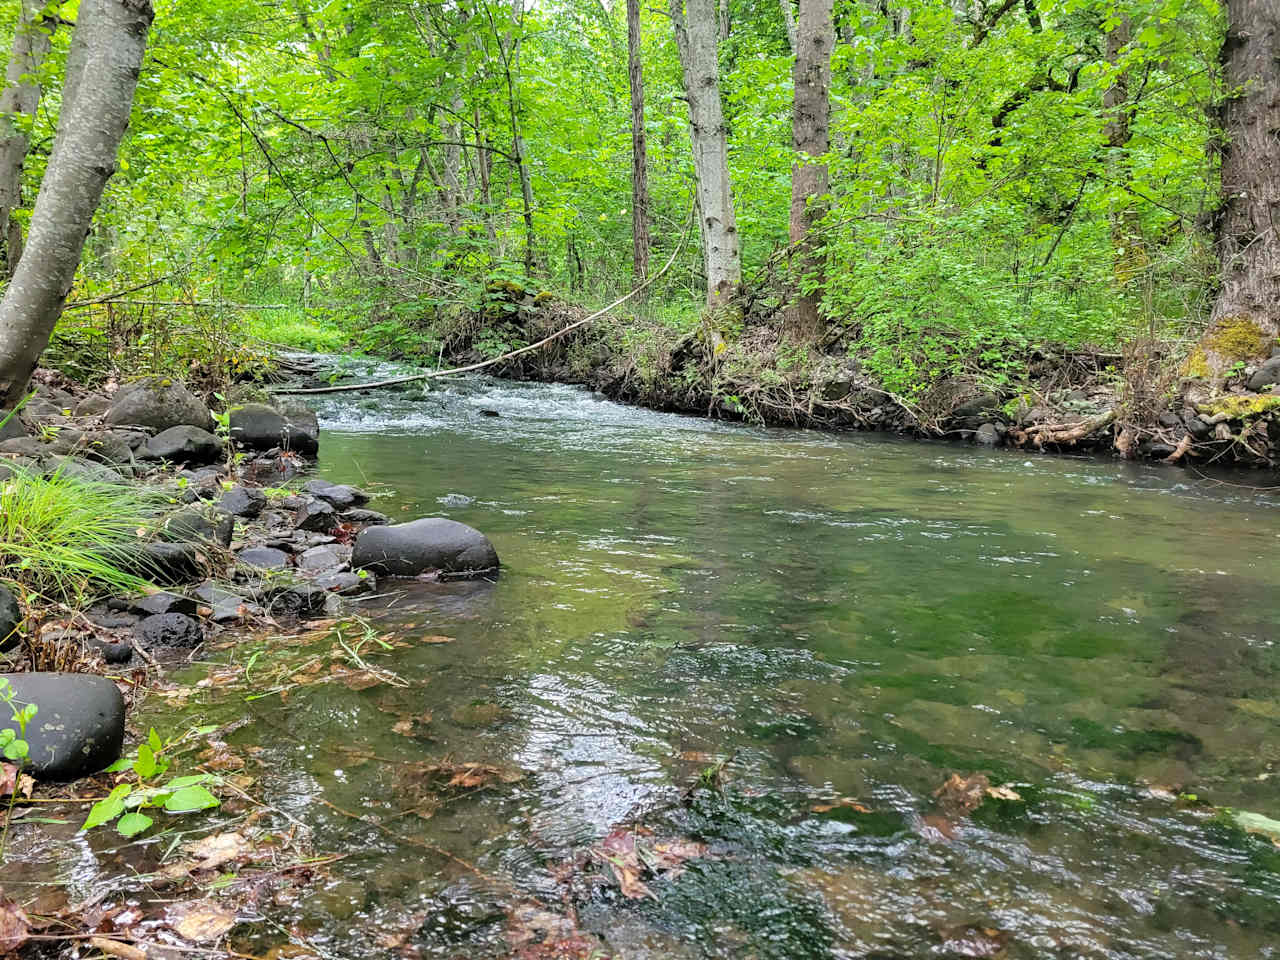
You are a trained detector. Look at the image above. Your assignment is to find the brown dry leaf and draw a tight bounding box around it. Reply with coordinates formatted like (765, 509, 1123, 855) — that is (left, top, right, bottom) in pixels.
(197, 742, 246, 771)
(433, 762, 524, 789)
(0, 764, 15, 798)
(0, 892, 30, 954)
(418, 635, 454, 644)
(934, 772, 991, 816)
(811, 797, 872, 814)
(594, 830, 653, 901)
(170, 900, 236, 943)
(391, 714, 432, 738)
(185, 832, 252, 871)
(336, 669, 383, 691)
(647, 839, 708, 879)
(392, 719, 413, 736)
(985, 784, 1022, 802)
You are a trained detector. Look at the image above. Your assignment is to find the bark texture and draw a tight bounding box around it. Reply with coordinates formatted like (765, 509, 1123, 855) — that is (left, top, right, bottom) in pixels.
(1103, 16, 1143, 280)
(785, 0, 834, 339)
(1195, 0, 1280, 393)
(671, 0, 741, 307)
(0, 0, 153, 408)
(626, 0, 650, 298)
(0, 0, 58, 277)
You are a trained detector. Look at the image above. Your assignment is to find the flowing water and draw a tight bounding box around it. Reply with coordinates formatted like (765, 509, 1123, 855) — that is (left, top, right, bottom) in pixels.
(16, 368, 1280, 958)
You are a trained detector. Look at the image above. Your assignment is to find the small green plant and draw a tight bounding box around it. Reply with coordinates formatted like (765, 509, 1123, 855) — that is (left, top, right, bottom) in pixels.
(82, 726, 221, 837)
(0, 677, 35, 764)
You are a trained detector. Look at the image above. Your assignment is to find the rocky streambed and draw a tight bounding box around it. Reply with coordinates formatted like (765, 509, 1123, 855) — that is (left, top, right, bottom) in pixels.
(1, 370, 500, 784)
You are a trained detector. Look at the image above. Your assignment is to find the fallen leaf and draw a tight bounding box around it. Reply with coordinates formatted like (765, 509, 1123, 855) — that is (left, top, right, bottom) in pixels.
(392, 719, 413, 736)
(0, 893, 30, 954)
(185, 832, 252, 871)
(594, 830, 653, 900)
(934, 772, 991, 816)
(170, 901, 236, 943)
(0, 764, 15, 798)
(418, 635, 454, 644)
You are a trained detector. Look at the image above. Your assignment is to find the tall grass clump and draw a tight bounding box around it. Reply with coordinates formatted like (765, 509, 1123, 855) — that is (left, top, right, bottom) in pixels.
(0, 464, 163, 607)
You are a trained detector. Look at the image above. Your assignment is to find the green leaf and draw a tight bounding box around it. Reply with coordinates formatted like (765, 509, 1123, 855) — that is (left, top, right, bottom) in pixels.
(148, 728, 163, 753)
(104, 756, 134, 773)
(82, 784, 133, 831)
(116, 811, 154, 837)
(163, 784, 220, 813)
(164, 774, 212, 789)
(134, 743, 157, 780)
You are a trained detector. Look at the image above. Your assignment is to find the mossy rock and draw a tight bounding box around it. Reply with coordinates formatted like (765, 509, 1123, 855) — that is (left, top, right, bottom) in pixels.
(1182, 316, 1275, 381)
(1196, 395, 1280, 420)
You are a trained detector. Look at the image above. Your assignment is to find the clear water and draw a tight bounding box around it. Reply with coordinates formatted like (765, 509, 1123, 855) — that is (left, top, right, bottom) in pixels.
(18, 366, 1280, 958)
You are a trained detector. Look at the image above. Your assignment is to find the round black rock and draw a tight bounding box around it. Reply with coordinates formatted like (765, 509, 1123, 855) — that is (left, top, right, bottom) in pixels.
(0, 672, 125, 780)
(352, 517, 499, 579)
(144, 425, 224, 464)
(137, 612, 204, 648)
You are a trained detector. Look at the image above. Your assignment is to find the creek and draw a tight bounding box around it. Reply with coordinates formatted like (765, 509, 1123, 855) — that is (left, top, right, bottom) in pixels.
(14, 368, 1280, 958)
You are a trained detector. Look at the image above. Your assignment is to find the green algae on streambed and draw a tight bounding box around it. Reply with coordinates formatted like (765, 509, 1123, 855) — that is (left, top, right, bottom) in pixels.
(6, 372, 1280, 959)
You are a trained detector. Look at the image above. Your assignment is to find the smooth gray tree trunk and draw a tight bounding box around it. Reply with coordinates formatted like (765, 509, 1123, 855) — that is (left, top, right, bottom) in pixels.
(0, 0, 59, 277)
(670, 0, 741, 308)
(0, 0, 153, 408)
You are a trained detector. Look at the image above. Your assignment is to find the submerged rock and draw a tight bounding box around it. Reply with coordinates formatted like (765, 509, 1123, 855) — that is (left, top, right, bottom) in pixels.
(0, 672, 125, 780)
(105, 378, 213, 432)
(0, 584, 20, 650)
(352, 517, 499, 579)
(144, 425, 224, 464)
(975, 423, 1002, 447)
(229, 402, 319, 455)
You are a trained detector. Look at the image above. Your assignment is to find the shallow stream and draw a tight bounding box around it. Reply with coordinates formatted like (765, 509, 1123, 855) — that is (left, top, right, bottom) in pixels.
(18, 369, 1280, 958)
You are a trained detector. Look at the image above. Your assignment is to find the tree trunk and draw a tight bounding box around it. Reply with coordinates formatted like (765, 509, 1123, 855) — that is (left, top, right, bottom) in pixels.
(1193, 0, 1280, 395)
(498, 0, 535, 276)
(0, 0, 153, 409)
(784, 0, 834, 340)
(779, 0, 797, 54)
(0, 0, 58, 278)
(1103, 16, 1143, 281)
(671, 0, 741, 308)
(626, 0, 650, 300)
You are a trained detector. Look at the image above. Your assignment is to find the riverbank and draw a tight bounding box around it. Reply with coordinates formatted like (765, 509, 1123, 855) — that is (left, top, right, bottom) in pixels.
(273, 292, 1280, 471)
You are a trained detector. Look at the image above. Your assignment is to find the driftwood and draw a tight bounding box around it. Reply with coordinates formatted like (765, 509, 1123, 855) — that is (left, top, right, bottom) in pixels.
(1011, 409, 1116, 447)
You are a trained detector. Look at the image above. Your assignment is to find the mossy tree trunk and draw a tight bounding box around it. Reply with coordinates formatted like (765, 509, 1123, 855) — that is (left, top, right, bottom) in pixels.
(1190, 0, 1280, 397)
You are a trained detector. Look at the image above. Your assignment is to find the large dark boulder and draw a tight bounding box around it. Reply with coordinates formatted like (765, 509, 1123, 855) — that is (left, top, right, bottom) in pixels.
(229, 403, 319, 455)
(129, 591, 199, 618)
(144, 425, 224, 464)
(104, 379, 213, 432)
(0, 673, 125, 780)
(295, 499, 337, 533)
(352, 518, 499, 579)
(0, 584, 20, 651)
(160, 507, 234, 548)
